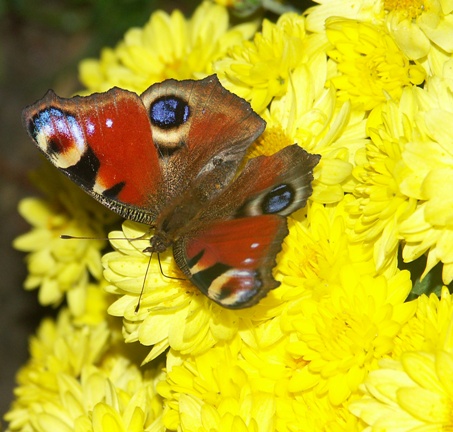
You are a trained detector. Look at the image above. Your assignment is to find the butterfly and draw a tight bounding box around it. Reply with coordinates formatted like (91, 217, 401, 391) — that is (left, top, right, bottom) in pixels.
(22, 75, 320, 309)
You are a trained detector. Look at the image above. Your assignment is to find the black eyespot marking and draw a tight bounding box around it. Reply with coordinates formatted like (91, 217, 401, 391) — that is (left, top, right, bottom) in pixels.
(150, 96, 190, 129)
(190, 262, 232, 296)
(187, 249, 204, 268)
(48, 138, 62, 155)
(103, 181, 125, 199)
(63, 145, 100, 190)
(219, 272, 262, 303)
(261, 183, 295, 214)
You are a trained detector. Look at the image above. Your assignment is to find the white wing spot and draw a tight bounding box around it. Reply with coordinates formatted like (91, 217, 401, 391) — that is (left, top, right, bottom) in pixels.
(86, 120, 95, 135)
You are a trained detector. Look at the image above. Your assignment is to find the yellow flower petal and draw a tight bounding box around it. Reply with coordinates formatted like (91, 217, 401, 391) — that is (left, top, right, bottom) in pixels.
(80, 2, 257, 93)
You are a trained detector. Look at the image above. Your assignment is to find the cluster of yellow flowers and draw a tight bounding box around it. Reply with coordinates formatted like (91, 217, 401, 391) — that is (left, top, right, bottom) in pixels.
(7, 0, 453, 430)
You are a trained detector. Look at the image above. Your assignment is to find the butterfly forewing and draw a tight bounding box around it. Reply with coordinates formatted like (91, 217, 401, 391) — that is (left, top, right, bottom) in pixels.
(22, 88, 162, 224)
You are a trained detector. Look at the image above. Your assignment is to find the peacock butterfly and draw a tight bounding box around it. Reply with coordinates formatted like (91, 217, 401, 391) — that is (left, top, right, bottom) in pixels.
(22, 75, 320, 309)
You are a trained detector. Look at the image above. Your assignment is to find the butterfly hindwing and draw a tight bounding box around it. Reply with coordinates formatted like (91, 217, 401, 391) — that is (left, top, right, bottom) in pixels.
(173, 215, 287, 308)
(173, 145, 320, 308)
(236, 145, 320, 217)
(187, 145, 321, 228)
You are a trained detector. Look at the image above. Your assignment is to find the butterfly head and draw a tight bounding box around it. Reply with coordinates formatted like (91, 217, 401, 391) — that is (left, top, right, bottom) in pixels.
(143, 233, 172, 254)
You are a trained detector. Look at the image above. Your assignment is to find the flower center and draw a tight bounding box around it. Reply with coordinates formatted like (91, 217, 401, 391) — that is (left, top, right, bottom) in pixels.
(384, 0, 425, 19)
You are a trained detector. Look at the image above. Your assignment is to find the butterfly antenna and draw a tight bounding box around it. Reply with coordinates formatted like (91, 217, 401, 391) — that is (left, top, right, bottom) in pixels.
(134, 253, 186, 314)
(157, 254, 185, 281)
(60, 233, 151, 241)
(135, 251, 154, 313)
(61, 234, 97, 240)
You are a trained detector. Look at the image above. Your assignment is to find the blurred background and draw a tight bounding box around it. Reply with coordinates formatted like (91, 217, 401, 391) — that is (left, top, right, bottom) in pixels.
(0, 0, 194, 423)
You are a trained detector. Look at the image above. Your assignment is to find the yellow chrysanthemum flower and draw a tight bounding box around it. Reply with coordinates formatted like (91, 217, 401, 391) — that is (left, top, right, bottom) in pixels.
(158, 341, 276, 432)
(385, 0, 453, 60)
(237, 321, 365, 430)
(79, 1, 258, 94)
(5, 309, 164, 432)
(215, 13, 329, 113)
(278, 200, 372, 304)
(13, 164, 118, 312)
(370, 352, 453, 429)
(262, 64, 365, 204)
(393, 287, 453, 357)
(103, 215, 298, 363)
(350, 288, 453, 430)
(21, 358, 164, 432)
(160, 316, 363, 431)
(346, 97, 418, 275)
(304, 0, 384, 33)
(285, 267, 415, 406)
(357, 73, 453, 281)
(5, 309, 110, 430)
(351, 352, 453, 429)
(396, 78, 453, 284)
(278, 200, 416, 406)
(307, 0, 453, 63)
(326, 18, 426, 111)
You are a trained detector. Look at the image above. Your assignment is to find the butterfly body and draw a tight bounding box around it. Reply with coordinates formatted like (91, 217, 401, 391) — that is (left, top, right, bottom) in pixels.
(23, 75, 320, 308)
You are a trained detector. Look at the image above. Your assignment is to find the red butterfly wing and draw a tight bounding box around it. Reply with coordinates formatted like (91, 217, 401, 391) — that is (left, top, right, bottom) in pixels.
(174, 216, 287, 308)
(22, 88, 161, 224)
